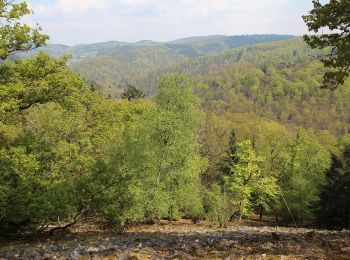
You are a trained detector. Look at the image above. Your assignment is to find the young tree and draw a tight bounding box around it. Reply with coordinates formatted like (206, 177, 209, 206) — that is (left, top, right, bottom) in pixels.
(279, 129, 331, 226)
(224, 141, 278, 221)
(221, 129, 239, 176)
(95, 99, 158, 228)
(121, 84, 145, 100)
(303, 0, 350, 90)
(198, 110, 231, 185)
(205, 184, 233, 228)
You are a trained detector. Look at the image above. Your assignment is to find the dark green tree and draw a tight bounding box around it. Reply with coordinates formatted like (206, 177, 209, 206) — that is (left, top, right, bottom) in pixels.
(316, 145, 350, 230)
(221, 129, 239, 176)
(303, 0, 350, 90)
(121, 84, 145, 100)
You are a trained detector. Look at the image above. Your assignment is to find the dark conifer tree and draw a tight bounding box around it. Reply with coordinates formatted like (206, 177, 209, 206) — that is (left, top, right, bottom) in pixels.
(121, 84, 145, 100)
(221, 129, 239, 176)
(316, 145, 350, 229)
(220, 129, 240, 190)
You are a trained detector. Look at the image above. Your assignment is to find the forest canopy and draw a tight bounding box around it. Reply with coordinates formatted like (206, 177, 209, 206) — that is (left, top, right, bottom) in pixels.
(0, 0, 350, 236)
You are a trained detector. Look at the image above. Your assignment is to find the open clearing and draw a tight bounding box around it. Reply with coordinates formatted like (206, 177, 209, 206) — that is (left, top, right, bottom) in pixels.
(1, 220, 349, 259)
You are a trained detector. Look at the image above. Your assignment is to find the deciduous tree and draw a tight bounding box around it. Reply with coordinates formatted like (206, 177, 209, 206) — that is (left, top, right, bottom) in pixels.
(303, 0, 350, 90)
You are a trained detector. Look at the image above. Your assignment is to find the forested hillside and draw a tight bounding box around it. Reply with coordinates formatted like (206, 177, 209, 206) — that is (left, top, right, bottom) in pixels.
(71, 36, 297, 95)
(67, 37, 350, 135)
(18, 35, 293, 96)
(187, 39, 350, 135)
(1, 2, 350, 259)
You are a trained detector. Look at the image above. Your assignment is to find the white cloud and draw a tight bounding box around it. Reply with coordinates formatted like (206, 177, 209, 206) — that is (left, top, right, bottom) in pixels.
(30, 4, 54, 16)
(57, 0, 107, 13)
(155, 4, 170, 13)
(27, 0, 308, 45)
(180, 0, 288, 12)
(118, 0, 150, 6)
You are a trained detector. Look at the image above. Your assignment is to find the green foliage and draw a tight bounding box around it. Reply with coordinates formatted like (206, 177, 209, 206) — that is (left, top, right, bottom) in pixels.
(278, 129, 332, 225)
(221, 129, 239, 177)
(0, 0, 49, 60)
(0, 92, 115, 231)
(198, 111, 231, 185)
(303, 0, 350, 90)
(151, 74, 206, 221)
(0, 53, 87, 123)
(316, 146, 350, 230)
(1, 4, 349, 232)
(193, 51, 350, 135)
(18, 36, 350, 135)
(0, 50, 93, 232)
(121, 84, 145, 100)
(205, 184, 233, 227)
(18, 35, 292, 96)
(224, 141, 278, 220)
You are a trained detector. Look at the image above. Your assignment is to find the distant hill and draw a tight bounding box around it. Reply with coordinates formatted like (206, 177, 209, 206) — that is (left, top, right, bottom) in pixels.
(165, 34, 294, 57)
(26, 34, 292, 96)
(24, 34, 293, 58)
(14, 34, 350, 134)
(72, 37, 350, 135)
(71, 36, 309, 96)
(17, 34, 294, 96)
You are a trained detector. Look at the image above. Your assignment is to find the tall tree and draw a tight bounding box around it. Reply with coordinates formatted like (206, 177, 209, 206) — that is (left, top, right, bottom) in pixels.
(303, 0, 350, 90)
(279, 129, 331, 226)
(316, 146, 350, 229)
(222, 129, 239, 175)
(198, 110, 231, 185)
(150, 74, 206, 221)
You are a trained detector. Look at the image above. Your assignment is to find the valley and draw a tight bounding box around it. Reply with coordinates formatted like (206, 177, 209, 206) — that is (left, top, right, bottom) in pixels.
(1, 1, 350, 259)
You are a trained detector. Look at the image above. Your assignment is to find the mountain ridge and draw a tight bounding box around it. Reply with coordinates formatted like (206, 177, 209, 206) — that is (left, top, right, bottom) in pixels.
(22, 34, 294, 58)
(46, 34, 295, 48)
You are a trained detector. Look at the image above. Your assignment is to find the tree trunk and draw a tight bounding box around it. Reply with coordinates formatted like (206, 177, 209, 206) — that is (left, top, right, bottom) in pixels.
(49, 211, 83, 236)
(238, 201, 244, 221)
(259, 205, 264, 221)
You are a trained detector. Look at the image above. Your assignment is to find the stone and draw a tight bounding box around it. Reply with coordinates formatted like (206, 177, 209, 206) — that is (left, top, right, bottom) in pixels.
(72, 250, 82, 257)
(271, 232, 281, 241)
(86, 246, 99, 255)
(42, 253, 54, 259)
(158, 242, 168, 250)
(119, 251, 130, 260)
(341, 247, 350, 253)
(216, 239, 230, 250)
(260, 242, 274, 250)
(176, 252, 193, 260)
(51, 244, 64, 252)
(306, 231, 316, 239)
(191, 242, 201, 250)
(126, 256, 140, 260)
(91, 254, 103, 260)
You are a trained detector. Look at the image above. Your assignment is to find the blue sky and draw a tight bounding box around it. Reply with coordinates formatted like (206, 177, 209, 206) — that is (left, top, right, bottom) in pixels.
(26, 0, 317, 45)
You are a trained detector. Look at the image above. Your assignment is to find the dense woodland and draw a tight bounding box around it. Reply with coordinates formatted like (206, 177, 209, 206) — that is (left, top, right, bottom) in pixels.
(1, 0, 350, 237)
(59, 38, 350, 135)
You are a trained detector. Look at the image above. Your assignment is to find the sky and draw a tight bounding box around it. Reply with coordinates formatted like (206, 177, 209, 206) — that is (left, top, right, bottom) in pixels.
(26, 0, 316, 46)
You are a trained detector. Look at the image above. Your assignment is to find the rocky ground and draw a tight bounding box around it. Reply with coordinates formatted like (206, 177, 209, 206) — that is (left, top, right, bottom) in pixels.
(0, 220, 350, 259)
